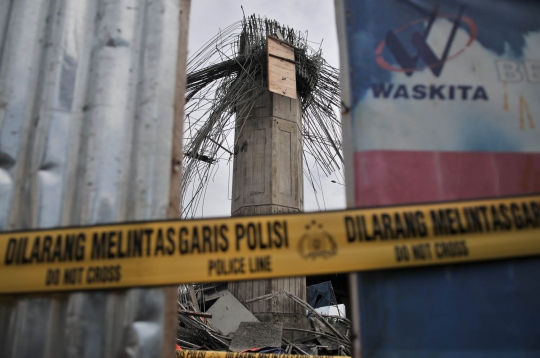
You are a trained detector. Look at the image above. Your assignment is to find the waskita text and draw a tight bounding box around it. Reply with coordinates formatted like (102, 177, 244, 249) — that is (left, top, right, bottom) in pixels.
(371, 83, 489, 101)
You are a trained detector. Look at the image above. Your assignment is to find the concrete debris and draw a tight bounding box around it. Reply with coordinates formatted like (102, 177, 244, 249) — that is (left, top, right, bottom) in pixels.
(229, 322, 283, 352)
(310, 316, 349, 351)
(177, 285, 351, 355)
(207, 291, 259, 336)
(197, 282, 229, 307)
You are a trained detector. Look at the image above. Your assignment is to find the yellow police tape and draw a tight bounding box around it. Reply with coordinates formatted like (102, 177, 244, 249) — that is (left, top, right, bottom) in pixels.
(1, 195, 539, 294)
(176, 351, 345, 358)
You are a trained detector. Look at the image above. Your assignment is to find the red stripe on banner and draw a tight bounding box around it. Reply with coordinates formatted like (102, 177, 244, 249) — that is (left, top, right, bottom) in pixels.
(354, 151, 540, 207)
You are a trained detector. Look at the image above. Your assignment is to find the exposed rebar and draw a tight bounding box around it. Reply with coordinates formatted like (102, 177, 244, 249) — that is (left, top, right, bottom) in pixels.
(182, 15, 343, 218)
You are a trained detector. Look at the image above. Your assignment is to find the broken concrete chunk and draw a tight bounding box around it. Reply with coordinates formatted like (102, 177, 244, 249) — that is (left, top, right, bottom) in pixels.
(206, 291, 259, 336)
(229, 322, 283, 352)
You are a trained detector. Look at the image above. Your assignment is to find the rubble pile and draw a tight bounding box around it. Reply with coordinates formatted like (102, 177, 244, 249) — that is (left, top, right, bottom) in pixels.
(177, 284, 351, 355)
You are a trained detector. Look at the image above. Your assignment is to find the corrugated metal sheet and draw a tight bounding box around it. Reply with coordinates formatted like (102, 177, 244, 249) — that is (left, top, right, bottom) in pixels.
(0, 0, 188, 357)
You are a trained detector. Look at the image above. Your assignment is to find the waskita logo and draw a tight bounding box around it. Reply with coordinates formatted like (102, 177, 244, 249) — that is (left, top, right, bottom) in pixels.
(371, 5, 488, 101)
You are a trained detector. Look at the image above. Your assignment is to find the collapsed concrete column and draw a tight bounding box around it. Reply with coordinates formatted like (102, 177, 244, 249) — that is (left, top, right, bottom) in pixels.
(228, 88, 308, 337)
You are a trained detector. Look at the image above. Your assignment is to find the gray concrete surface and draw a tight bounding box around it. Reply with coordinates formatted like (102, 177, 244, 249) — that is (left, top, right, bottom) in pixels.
(229, 322, 283, 352)
(207, 291, 259, 336)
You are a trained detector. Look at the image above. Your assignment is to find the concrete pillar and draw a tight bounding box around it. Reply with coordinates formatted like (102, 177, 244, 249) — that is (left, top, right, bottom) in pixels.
(231, 89, 303, 216)
(229, 88, 308, 338)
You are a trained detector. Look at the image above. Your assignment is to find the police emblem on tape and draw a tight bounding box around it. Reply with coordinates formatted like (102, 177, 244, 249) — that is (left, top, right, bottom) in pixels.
(298, 220, 337, 259)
